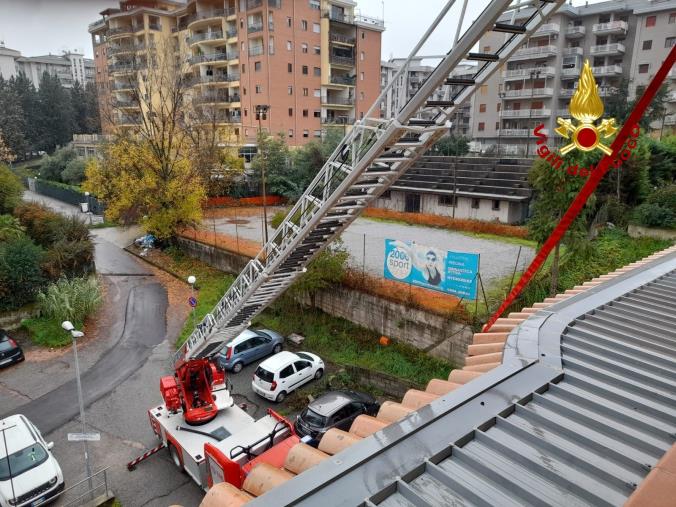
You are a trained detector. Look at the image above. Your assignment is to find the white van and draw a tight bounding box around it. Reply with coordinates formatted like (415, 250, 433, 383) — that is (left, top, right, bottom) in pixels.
(0, 415, 65, 507)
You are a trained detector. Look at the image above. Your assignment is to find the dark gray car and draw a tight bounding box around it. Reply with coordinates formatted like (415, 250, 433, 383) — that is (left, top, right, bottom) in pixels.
(215, 328, 284, 373)
(294, 390, 379, 442)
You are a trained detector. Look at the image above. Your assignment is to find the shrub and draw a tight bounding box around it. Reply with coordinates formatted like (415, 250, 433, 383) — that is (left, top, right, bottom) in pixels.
(39, 148, 76, 182)
(647, 184, 676, 210)
(42, 239, 95, 279)
(270, 209, 288, 229)
(286, 243, 349, 301)
(632, 203, 676, 229)
(0, 165, 23, 214)
(0, 236, 44, 310)
(0, 214, 25, 241)
(37, 276, 102, 324)
(14, 203, 62, 246)
(61, 158, 87, 186)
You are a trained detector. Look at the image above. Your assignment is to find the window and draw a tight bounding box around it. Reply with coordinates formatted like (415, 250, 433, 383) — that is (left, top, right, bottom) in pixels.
(666, 37, 676, 48)
(360, 51, 365, 61)
(313, 110, 321, 118)
(309, 0, 320, 9)
(287, 85, 293, 94)
(303, 129, 309, 137)
(243, 87, 247, 95)
(242, 63, 246, 73)
(480, 84, 488, 95)
(479, 103, 486, 113)
(314, 130, 321, 138)
(361, 31, 365, 39)
(268, 36, 275, 54)
(360, 72, 364, 81)
(642, 40, 652, 50)
(288, 129, 293, 137)
(313, 46, 320, 55)
(313, 89, 320, 97)
(255, 61, 262, 71)
(313, 23, 320, 33)
(638, 63, 649, 74)
(286, 40, 292, 50)
(670, 13, 676, 24)
(314, 67, 321, 76)
(478, 122, 485, 131)
(646, 16, 656, 27)
(301, 20, 308, 30)
(483, 45, 491, 52)
(471, 198, 480, 209)
(288, 63, 292, 72)
(381, 190, 391, 200)
(301, 43, 308, 53)
(360, 91, 364, 100)
(492, 200, 501, 211)
(280, 365, 295, 379)
(302, 65, 308, 74)
(439, 195, 456, 207)
(294, 360, 311, 371)
(287, 17, 292, 27)
(302, 109, 308, 117)
(495, 121, 500, 130)
(288, 108, 293, 116)
(255, 84, 262, 93)
(636, 85, 646, 96)
(303, 87, 308, 96)
(497, 103, 501, 112)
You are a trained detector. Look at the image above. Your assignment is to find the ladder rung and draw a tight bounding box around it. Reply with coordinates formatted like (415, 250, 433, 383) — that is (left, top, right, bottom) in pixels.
(375, 157, 410, 163)
(467, 52, 499, 62)
(408, 119, 436, 126)
(426, 100, 454, 107)
(445, 78, 475, 86)
(493, 22, 526, 34)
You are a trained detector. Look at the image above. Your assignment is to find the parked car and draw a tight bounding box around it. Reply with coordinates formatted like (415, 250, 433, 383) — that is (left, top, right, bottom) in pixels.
(216, 329, 284, 373)
(294, 390, 380, 442)
(0, 330, 24, 369)
(0, 414, 65, 507)
(252, 351, 324, 403)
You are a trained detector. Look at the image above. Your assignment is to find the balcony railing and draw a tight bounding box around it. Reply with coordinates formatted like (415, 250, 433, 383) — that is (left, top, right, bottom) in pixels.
(511, 45, 557, 60)
(355, 14, 384, 28)
(190, 74, 229, 85)
(590, 43, 625, 55)
(247, 0, 263, 9)
(226, 28, 238, 38)
(503, 87, 554, 98)
(117, 114, 142, 125)
(533, 23, 560, 35)
(559, 86, 619, 97)
(109, 63, 142, 73)
(565, 25, 585, 37)
(248, 46, 264, 56)
(188, 31, 224, 44)
(112, 99, 138, 108)
(322, 117, 355, 125)
(111, 82, 134, 90)
(561, 67, 581, 78)
(195, 92, 230, 103)
(329, 32, 356, 44)
(592, 64, 623, 76)
(187, 9, 227, 25)
(324, 10, 353, 23)
(502, 66, 555, 80)
(330, 75, 356, 86)
(592, 20, 628, 34)
(562, 47, 583, 56)
(500, 128, 550, 137)
(502, 109, 552, 118)
(108, 44, 138, 55)
(148, 22, 161, 30)
(322, 96, 355, 106)
(189, 52, 229, 64)
(201, 113, 241, 124)
(330, 54, 355, 66)
(108, 26, 136, 36)
(247, 23, 264, 33)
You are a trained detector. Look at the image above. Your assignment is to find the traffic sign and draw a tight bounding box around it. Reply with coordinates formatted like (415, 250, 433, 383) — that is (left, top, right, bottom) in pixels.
(188, 297, 197, 308)
(68, 433, 101, 442)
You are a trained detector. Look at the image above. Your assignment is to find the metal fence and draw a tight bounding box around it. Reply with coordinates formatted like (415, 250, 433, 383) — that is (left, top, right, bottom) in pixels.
(60, 468, 113, 506)
(31, 178, 106, 215)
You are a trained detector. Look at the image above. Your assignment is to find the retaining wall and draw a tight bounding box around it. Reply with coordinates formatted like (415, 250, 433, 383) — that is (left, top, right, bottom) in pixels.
(628, 224, 676, 241)
(0, 306, 38, 331)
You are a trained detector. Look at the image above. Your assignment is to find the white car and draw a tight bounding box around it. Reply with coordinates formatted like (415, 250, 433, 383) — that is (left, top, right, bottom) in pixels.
(252, 351, 324, 403)
(0, 415, 65, 507)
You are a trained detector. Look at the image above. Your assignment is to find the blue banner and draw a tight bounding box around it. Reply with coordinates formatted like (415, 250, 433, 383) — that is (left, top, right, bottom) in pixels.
(383, 239, 479, 299)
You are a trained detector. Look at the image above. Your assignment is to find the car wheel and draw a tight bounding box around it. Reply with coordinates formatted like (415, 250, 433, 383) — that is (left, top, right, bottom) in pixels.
(275, 391, 287, 403)
(314, 368, 324, 380)
(232, 362, 243, 373)
(272, 344, 282, 354)
(168, 444, 184, 471)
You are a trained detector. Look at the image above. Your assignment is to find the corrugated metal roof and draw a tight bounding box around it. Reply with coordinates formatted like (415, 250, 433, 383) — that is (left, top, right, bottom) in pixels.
(247, 250, 676, 507)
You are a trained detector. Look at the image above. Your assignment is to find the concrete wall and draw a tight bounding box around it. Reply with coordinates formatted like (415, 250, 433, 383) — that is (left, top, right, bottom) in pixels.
(0, 306, 38, 331)
(628, 224, 676, 241)
(176, 237, 251, 274)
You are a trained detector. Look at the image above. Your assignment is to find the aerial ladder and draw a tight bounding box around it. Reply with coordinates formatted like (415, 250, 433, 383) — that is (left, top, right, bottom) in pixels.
(168, 0, 567, 426)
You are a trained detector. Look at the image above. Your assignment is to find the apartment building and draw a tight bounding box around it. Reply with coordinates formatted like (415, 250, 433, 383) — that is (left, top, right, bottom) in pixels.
(0, 43, 95, 89)
(471, 0, 676, 155)
(88, 0, 383, 145)
(380, 59, 476, 136)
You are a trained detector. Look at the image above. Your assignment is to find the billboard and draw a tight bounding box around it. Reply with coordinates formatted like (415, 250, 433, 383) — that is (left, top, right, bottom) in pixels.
(383, 239, 479, 299)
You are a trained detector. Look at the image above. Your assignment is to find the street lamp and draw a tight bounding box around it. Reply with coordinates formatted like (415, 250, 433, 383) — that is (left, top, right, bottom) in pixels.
(188, 275, 196, 329)
(527, 69, 542, 157)
(61, 321, 93, 493)
(255, 104, 270, 246)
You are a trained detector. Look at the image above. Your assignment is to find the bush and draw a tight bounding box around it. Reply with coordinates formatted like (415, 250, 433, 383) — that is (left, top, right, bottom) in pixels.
(36, 276, 102, 324)
(0, 165, 23, 214)
(39, 148, 76, 182)
(286, 243, 349, 301)
(632, 203, 676, 229)
(14, 203, 62, 246)
(647, 184, 676, 210)
(61, 158, 87, 186)
(42, 239, 95, 279)
(0, 236, 44, 310)
(270, 209, 288, 229)
(0, 214, 25, 241)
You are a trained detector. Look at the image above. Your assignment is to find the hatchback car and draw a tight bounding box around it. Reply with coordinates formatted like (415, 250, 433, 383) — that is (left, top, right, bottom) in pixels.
(0, 330, 24, 369)
(0, 415, 65, 507)
(294, 390, 379, 442)
(252, 351, 324, 403)
(216, 329, 284, 373)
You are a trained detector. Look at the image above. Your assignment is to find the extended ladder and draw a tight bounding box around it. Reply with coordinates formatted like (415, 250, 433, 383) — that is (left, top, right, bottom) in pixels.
(174, 0, 566, 367)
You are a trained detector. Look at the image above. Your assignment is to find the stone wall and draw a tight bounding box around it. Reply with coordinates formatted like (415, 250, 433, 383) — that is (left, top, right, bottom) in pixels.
(0, 306, 38, 331)
(342, 364, 422, 399)
(628, 224, 676, 241)
(176, 237, 250, 274)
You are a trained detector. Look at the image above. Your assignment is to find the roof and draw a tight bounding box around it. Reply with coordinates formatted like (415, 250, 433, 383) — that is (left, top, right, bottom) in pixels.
(0, 415, 36, 456)
(309, 391, 363, 417)
(258, 351, 298, 370)
(226, 329, 258, 347)
(239, 245, 676, 506)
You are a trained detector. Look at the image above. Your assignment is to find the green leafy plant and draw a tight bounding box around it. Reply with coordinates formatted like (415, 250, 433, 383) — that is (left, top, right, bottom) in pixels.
(0, 236, 44, 310)
(0, 164, 23, 214)
(0, 214, 25, 241)
(36, 276, 102, 324)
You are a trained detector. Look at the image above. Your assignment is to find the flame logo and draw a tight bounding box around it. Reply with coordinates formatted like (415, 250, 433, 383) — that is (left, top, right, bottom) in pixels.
(570, 60, 604, 123)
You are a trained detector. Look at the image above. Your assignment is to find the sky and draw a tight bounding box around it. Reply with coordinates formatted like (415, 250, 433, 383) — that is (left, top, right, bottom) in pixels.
(0, 0, 606, 60)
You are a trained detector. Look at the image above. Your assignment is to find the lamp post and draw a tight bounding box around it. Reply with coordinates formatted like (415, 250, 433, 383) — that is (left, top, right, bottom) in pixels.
(61, 321, 93, 494)
(527, 69, 542, 157)
(188, 275, 196, 329)
(255, 104, 270, 246)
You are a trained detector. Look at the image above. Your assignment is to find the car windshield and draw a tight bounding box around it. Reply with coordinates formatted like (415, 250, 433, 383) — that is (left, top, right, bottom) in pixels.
(296, 352, 313, 361)
(302, 408, 327, 427)
(0, 443, 48, 480)
(255, 366, 274, 383)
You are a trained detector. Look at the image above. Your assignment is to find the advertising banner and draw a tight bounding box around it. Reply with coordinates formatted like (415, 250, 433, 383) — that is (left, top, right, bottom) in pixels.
(383, 239, 479, 299)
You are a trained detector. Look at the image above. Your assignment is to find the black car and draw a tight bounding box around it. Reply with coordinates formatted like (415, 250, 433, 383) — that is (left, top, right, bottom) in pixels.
(294, 390, 379, 442)
(0, 329, 24, 368)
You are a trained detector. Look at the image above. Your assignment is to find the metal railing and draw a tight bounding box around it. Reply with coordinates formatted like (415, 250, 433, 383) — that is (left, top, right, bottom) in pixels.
(323, 10, 353, 23)
(534, 23, 559, 34)
(559, 86, 618, 97)
(329, 32, 356, 44)
(355, 14, 384, 28)
(108, 26, 136, 36)
(187, 9, 227, 25)
(565, 25, 585, 37)
(322, 116, 354, 125)
(188, 31, 224, 44)
(330, 75, 356, 85)
(248, 23, 264, 33)
(590, 43, 625, 55)
(592, 64, 623, 76)
(189, 52, 228, 64)
(148, 22, 160, 30)
(503, 66, 555, 79)
(226, 28, 238, 38)
(60, 468, 111, 507)
(502, 108, 551, 118)
(249, 46, 264, 56)
(196, 92, 231, 103)
(503, 87, 553, 98)
(321, 96, 355, 105)
(592, 20, 628, 33)
(247, 0, 263, 8)
(511, 45, 557, 59)
(191, 74, 229, 85)
(562, 47, 583, 56)
(329, 54, 354, 66)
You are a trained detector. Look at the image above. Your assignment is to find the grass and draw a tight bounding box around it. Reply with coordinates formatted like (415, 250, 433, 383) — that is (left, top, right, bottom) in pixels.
(88, 221, 118, 229)
(21, 317, 78, 347)
(254, 301, 453, 386)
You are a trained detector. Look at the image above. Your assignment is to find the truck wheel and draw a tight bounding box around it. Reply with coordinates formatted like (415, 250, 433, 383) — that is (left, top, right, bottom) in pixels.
(275, 391, 287, 403)
(232, 362, 243, 373)
(168, 443, 184, 471)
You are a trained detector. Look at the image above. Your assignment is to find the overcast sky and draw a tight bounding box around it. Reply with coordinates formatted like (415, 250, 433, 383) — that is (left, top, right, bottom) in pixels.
(0, 0, 603, 60)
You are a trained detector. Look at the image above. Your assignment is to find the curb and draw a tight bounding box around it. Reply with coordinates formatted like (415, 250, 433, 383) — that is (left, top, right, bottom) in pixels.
(123, 246, 190, 284)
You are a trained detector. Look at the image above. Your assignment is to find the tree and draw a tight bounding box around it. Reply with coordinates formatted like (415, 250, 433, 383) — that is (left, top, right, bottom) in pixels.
(433, 134, 470, 156)
(0, 236, 44, 311)
(84, 82, 101, 134)
(0, 165, 23, 214)
(647, 135, 676, 186)
(250, 132, 295, 198)
(0, 77, 27, 159)
(289, 129, 344, 200)
(70, 81, 88, 134)
(61, 158, 87, 185)
(286, 242, 349, 305)
(0, 129, 16, 164)
(37, 72, 73, 151)
(39, 147, 77, 182)
(10, 72, 40, 152)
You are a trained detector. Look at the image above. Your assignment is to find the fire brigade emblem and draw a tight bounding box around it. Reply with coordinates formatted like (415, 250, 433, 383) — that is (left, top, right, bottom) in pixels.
(555, 59, 617, 155)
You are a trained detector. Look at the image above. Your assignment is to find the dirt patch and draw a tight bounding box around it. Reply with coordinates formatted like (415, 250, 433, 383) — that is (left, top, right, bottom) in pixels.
(226, 219, 250, 225)
(203, 206, 284, 220)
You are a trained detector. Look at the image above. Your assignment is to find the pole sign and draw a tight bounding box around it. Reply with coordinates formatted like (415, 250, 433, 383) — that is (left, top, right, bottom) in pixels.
(188, 297, 197, 308)
(383, 239, 479, 299)
(67, 433, 101, 442)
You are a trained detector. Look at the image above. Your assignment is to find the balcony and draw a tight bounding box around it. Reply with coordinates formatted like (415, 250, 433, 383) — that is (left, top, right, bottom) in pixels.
(559, 86, 618, 98)
(330, 54, 355, 67)
(511, 45, 557, 60)
(148, 22, 160, 31)
(561, 67, 581, 79)
(247, 0, 263, 9)
(324, 10, 354, 24)
(533, 23, 560, 36)
(562, 47, 583, 56)
(116, 114, 142, 125)
(111, 82, 134, 91)
(322, 96, 355, 106)
(590, 43, 625, 56)
(108, 26, 136, 37)
(112, 99, 138, 108)
(502, 109, 552, 118)
(195, 92, 230, 104)
(592, 64, 623, 76)
(502, 66, 555, 80)
(565, 25, 585, 38)
(188, 31, 224, 45)
(108, 44, 137, 56)
(329, 32, 356, 45)
(189, 52, 229, 65)
(247, 23, 264, 33)
(190, 74, 230, 85)
(355, 14, 385, 28)
(187, 9, 227, 27)
(330, 75, 356, 86)
(500, 129, 531, 137)
(322, 116, 354, 125)
(226, 28, 238, 38)
(592, 20, 628, 35)
(201, 112, 241, 124)
(109, 63, 141, 74)
(503, 87, 554, 98)
(248, 45, 264, 57)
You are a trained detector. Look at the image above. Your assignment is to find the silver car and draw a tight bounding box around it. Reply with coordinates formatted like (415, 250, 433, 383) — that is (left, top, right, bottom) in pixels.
(215, 329, 284, 373)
